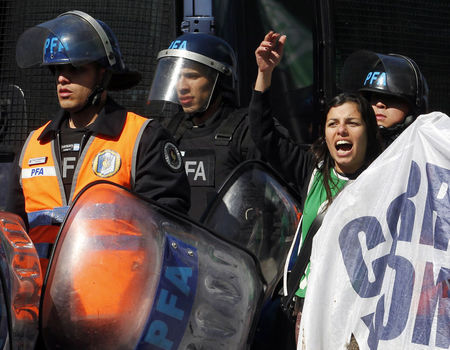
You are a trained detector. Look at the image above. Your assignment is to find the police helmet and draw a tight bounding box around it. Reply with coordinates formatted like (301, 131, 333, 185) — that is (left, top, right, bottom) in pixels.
(148, 32, 238, 114)
(340, 50, 429, 116)
(16, 10, 141, 90)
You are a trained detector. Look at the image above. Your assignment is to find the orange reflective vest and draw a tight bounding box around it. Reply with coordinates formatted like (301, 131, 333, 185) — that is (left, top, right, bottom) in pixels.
(20, 112, 151, 271)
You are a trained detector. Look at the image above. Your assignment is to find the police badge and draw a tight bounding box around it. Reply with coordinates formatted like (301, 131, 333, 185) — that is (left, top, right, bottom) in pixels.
(163, 142, 183, 172)
(92, 150, 121, 178)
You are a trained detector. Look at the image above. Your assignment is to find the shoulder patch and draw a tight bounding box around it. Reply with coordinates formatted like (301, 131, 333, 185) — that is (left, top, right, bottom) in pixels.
(163, 141, 183, 172)
(92, 149, 122, 178)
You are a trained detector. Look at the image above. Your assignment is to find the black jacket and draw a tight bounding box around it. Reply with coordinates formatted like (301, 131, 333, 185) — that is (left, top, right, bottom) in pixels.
(249, 90, 315, 207)
(163, 103, 261, 220)
(6, 97, 190, 226)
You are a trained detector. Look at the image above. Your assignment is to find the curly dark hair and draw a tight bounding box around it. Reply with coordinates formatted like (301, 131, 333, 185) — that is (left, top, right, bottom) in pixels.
(311, 92, 382, 204)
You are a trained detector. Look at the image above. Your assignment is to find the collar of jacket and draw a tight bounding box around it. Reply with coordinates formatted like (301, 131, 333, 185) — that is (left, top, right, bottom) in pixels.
(37, 97, 128, 142)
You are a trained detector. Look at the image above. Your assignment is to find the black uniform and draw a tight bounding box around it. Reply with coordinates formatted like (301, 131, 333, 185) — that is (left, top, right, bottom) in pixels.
(164, 103, 261, 220)
(6, 97, 190, 227)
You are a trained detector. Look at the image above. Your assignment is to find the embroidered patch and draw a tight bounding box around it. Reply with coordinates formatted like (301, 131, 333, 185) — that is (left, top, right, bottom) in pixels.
(92, 150, 121, 178)
(163, 142, 183, 172)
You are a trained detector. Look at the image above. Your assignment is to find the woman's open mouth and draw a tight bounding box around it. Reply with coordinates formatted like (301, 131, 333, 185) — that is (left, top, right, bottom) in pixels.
(335, 140, 353, 155)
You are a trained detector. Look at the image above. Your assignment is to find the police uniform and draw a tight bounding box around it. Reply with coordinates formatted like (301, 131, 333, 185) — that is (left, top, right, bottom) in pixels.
(6, 97, 190, 270)
(165, 102, 259, 220)
(150, 32, 291, 220)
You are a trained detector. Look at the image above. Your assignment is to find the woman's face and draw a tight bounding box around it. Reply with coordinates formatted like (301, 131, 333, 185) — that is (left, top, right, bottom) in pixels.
(325, 102, 368, 174)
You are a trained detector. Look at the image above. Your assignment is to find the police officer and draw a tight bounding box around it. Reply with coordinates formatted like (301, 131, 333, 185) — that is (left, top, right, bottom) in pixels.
(7, 11, 190, 271)
(341, 50, 429, 147)
(148, 33, 263, 220)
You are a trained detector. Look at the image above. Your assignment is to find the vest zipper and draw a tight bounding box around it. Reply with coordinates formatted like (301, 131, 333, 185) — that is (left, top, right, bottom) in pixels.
(55, 130, 68, 205)
(79, 133, 89, 157)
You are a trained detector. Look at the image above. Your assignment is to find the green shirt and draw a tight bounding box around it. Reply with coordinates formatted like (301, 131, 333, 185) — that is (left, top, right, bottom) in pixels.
(295, 168, 348, 297)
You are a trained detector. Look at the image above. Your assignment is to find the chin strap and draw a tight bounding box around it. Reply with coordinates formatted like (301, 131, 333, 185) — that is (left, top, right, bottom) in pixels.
(379, 114, 415, 146)
(86, 85, 105, 107)
(77, 69, 112, 113)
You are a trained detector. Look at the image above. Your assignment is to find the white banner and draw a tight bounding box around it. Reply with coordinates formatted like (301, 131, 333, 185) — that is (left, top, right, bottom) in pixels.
(299, 112, 450, 350)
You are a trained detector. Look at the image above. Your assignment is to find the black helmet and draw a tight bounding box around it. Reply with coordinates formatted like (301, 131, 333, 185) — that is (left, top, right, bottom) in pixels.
(148, 32, 238, 113)
(16, 10, 141, 90)
(340, 50, 429, 116)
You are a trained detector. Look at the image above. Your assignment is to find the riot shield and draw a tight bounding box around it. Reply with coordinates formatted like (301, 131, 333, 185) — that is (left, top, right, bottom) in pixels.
(0, 211, 42, 350)
(40, 181, 265, 350)
(201, 161, 302, 299)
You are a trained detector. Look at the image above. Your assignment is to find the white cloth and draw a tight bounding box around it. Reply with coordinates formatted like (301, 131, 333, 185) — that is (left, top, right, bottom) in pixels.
(298, 112, 450, 350)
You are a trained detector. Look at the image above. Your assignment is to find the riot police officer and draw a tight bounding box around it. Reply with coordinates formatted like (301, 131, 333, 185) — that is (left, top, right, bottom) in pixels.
(341, 50, 429, 147)
(148, 33, 264, 220)
(7, 10, 190, 271)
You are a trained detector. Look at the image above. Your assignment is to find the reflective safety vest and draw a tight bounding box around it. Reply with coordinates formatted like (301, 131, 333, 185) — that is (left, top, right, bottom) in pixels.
(20, 112, 151, 271)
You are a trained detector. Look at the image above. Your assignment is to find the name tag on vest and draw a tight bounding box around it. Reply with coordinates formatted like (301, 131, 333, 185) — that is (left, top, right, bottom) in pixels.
(181, 149, 215, 187)
(28, 156, 47, 166)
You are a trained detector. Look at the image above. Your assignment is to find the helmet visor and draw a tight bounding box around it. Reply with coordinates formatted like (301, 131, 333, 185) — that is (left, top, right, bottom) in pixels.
(16, 13, 109, 68)
(147, 56, 219, 114)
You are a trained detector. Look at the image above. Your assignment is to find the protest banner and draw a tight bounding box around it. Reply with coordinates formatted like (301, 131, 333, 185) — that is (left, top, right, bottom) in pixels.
(299, 112, 450, 350)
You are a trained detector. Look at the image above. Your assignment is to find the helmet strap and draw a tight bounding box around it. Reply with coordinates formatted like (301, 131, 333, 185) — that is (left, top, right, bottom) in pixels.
(86, 85, 105, 107)
(88, 69, 112, 106)
(77, 69, 112, 113)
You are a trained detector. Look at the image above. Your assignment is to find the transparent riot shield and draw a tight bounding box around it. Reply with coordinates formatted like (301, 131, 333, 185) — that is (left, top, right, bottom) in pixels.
(201, 161, 302, 299)
(40, 181, 265, 350)
(0, 211, 42, 350)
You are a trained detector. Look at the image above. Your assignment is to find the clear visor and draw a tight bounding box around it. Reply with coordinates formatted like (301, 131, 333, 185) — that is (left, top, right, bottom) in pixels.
(16, 13, 110, 68)
(147, 56, 219, 115)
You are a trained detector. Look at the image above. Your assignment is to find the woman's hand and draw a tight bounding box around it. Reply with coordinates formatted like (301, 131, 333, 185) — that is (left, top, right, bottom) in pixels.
(254, 31, 286, 92)
(255, 31, 286, 72)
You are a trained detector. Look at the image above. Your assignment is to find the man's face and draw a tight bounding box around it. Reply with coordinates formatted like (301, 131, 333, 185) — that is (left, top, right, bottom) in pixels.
(176, 66, 215, 113)
(54, 63, 104, 113)
(369, 93, 410, 128)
